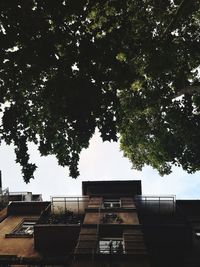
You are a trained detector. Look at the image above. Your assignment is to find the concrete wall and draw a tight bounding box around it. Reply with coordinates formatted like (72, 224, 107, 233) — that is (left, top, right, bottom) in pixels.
(84, 212, 139, 225)
(7, 202, 50, 215)
(75, 227, 98, 254)
(34, 224, 81, 253)
(82, 181, 141, 196)
(0, 215, 39, 258)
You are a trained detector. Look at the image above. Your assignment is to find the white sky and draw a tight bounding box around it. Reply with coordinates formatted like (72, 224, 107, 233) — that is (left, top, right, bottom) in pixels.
(0, 131, 200, 200)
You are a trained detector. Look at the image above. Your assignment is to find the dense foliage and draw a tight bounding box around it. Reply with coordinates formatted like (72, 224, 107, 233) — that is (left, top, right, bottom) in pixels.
(0, 0, 200, 182)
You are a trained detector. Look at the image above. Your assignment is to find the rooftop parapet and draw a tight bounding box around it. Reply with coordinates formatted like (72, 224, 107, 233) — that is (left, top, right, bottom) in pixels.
(82, 181, 141, 197)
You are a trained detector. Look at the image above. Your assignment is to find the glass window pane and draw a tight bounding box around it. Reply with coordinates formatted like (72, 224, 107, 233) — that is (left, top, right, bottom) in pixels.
(98, 238, 124, 254)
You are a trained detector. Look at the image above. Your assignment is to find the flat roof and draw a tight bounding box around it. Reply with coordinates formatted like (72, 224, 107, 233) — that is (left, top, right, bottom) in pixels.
(82, 180, 142, 196)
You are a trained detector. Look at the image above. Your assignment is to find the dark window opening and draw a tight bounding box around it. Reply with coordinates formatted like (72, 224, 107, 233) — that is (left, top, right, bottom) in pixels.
(103, 199, 121, 208)
(195, 229, 200, 238)
(98, 238, 124, 254)
(6, 219, 38, 238)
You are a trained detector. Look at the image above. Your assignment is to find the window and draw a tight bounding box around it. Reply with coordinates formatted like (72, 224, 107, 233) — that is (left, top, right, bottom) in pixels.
(14, 220, 36, 235)
(6, 219, 37, 238)
(195, 230, 200, 238)
(98, 238, 124, 254)
(103, 199, 121, 208)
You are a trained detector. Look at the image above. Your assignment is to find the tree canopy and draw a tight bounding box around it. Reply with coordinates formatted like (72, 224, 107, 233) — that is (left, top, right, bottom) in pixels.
(1, 0, 200, 182)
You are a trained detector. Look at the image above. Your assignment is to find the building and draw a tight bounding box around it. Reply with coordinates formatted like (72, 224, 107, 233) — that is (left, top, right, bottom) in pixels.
(0, 171, 42, 212)
(0, 180, 200, 267)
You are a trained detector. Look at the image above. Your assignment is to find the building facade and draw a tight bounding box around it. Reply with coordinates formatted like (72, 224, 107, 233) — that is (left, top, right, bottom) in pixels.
(0, 180, 200, 267)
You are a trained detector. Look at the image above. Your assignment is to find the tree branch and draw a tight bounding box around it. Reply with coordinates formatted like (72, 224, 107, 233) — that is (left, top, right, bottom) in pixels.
(162, 0, 189, 38)
(176, 85, 200, 97)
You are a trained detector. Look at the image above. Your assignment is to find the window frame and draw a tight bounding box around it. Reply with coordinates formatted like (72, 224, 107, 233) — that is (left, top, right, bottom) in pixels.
(103, 198, 121, 209)
(5, 218, 38, 238)
(98, 237, 124, 254)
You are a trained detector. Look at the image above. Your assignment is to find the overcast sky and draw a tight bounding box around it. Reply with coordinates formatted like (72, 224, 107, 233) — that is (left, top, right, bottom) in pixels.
(1, 131, 200, 201)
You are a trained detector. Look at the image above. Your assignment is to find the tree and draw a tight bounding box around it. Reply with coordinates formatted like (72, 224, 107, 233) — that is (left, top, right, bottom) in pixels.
(0, 0, 200, 182)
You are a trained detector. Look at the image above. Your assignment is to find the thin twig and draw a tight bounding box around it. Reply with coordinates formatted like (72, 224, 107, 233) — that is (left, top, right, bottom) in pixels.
(162, 0, 188, 38)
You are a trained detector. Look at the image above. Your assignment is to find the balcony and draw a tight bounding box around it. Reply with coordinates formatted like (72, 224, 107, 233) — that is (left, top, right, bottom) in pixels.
(34, 196, 89, 254)
(51, 196, 89, 215)
(37, 196, 89, 224)
(135, 195, 176, 215)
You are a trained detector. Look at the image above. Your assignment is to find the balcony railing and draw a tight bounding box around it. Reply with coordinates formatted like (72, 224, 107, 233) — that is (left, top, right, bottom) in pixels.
(51, 196, 89, 215)
(37, 196, 89, 225)
(135, 195, 176, 215)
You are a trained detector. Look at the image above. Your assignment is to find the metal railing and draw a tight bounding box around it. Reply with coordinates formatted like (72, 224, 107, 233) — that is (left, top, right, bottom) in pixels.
(135, 195, 176, 215)
(51, 196, 89, 215)
(37, 197, 90, 225)
(9, 191, 31, 195)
